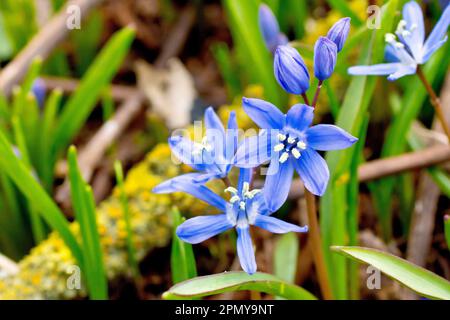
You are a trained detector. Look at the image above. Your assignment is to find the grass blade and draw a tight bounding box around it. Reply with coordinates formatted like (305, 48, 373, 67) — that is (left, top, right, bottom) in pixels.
(445, 216, 450, 250)
(0, 128, 83, 265)
(273, 233, 298, 284)
(171, 207, 197, 284)
(68, 146, 108, 299)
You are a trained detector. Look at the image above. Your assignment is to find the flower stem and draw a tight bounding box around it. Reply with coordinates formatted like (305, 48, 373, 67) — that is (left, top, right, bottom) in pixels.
(222, 176, 231, 188)
(304, 189, 334, 300)
(301, 93, 310, 105)
(416, 66, 450, 143)
(312, 80, 323, 108)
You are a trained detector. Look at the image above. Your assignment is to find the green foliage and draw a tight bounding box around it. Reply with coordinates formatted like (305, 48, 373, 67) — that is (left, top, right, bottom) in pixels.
(68, 146, 108, 299)
(445, 216, 450, 250)
(163, 272, 317, 300)
(171, 208, 197, 284)
(333, 246, 450, 300)
(273, 233, 298, 284)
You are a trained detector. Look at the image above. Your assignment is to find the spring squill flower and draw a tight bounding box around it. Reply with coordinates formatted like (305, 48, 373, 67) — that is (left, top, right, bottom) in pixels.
(348, 1, 450, 80)
(274, 45, 310, 95)
(153, 107, 237, 193)
(234, 99, 357, 208)
(258, 4, 288, 53)
(157, 168, 307, 274)
(327, 17, 351, 52)
(314, 37, 338, 81)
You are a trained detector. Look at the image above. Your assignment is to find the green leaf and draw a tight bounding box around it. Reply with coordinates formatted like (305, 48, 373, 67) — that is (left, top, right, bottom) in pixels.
(0, 128, 83, 265)
(332, 246, 450, 300)
(171, 208, 197, 284)
(163, 272, 317, 300)
(273, 233, 298, 284)
(68, 146, 108, 299)
(211, 42, 241, 99)
(51, 27, 135, 157)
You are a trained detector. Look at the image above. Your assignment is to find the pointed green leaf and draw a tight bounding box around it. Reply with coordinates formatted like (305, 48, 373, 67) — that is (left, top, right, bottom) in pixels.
(332, 246, 450, 300)
(163, 271, 317, 300)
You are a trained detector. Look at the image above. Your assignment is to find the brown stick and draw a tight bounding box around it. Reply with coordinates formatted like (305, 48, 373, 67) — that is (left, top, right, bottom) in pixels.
(285, 144, 450, 200)
(0, 0, 103, 96)
(304, 189, 334, 300)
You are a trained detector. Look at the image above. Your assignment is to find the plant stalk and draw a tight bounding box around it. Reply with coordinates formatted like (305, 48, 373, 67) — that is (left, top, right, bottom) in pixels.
(304, 189, 334, 300)
(416, 66, 450, 143)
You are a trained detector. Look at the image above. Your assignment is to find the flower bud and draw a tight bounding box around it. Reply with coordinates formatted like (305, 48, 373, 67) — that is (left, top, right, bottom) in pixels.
(31, 78, 46, 107)
(274, 45, 310, 94)
(258, 4, 287, 53)
(327, 17, 351, 52)
(314, 37, 337, 81)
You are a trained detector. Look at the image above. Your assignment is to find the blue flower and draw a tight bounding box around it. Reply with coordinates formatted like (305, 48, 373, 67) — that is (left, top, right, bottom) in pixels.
(327, 17, 351, 52)
(258, 4, 288, 53)
(234, 98, 357, 207)
(314, 37, 338, 81)
(348, 1, 450, 81)
(153, 107, 238, 193)
(157, 168, 307, 274)
(274, 45, 310, 95)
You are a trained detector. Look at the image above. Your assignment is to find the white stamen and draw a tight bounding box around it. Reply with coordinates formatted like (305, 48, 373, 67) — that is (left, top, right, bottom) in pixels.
(395, 42, 405, 49)
(225, 187, 238, 195)
(297, 141, 307, 150)
(385, 33, 396, 43)
(402, 30, 411, 37)
(287, 137, 296, 144)
(274, 143, 285, 152)
(277, 133, 287, 141)
(245, 189, 261, 199)
(242, 182, 250, 194)
(279, 152, 289, 163)
(410, 23, 417, 31)
(291, 148, 301, 159)
(239, 201, 246, 210)
(230, 195, 240, 204)
(396, 20, 407, 33)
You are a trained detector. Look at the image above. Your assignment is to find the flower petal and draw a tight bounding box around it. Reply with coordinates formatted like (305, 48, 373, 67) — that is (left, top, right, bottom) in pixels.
(253, 214, 308, 233)
(205, 107, 226, 157)
(169, 136, 208, 172)
(348, 63, 403, 76)
(153, 173, 205, 193)
(154, 175, 227, 211)
(293, 148, 330, 196)
(401, 1, 425, 62)
(234, 131, 273, 168)
(238, 168, 253, 193)
(286, 103, 314, 133)
(386, 64, 416, 81)
(263, 159, 294, 212)
(225, 111, 239, 161)
(423, 4, 450, 61)
(236, 226, 257, 275)
(306, 124, 358, 151)
(176, 214, 234, 244)
(242, 97, 285, 129)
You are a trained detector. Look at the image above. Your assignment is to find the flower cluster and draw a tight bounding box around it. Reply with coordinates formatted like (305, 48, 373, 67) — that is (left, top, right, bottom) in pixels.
(154, 6, 357, 275)
(348, 1, 450, 81)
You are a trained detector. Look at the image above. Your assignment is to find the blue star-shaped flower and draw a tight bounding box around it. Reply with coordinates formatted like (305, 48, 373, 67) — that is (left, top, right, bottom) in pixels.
(154, 168, 307, 274)
(153, 107, 238, 192)
(234, 98, 357, 210)
(348, 1, 450, 81)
